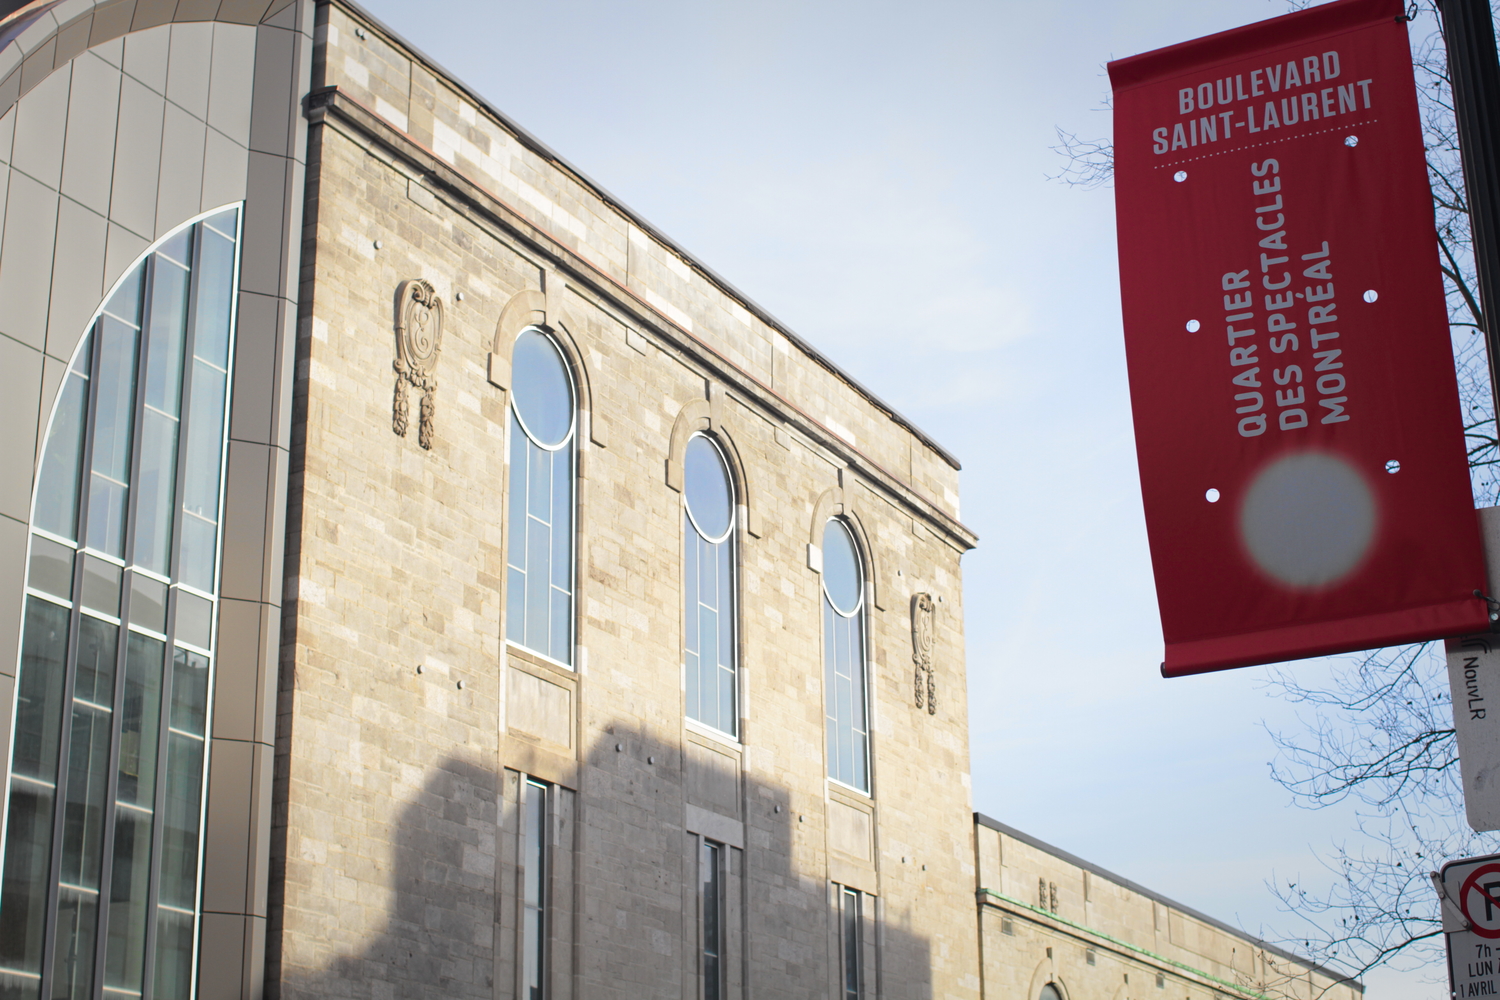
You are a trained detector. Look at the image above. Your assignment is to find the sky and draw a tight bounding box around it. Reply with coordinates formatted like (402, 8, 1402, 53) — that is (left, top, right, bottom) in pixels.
(354, 1, 1446, 994)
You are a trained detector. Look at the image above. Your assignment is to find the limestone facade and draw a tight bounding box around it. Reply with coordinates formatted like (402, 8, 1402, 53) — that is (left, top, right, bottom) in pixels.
(976, 818, 1363, 1000)
(0, 1, 1368, 999)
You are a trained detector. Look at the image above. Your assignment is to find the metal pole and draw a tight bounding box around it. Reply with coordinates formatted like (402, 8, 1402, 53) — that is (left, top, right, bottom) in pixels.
(1438, 0, 1500, 430)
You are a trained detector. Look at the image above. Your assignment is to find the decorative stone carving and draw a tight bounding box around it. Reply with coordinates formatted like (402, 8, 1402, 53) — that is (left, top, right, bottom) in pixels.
(393, 278, 443, 449)
(912, 592, 936, 714)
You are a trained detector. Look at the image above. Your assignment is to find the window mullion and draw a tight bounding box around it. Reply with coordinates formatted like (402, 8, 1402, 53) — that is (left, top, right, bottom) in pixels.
(36, 322, 111, 1000)
(89, 254, 165, 1000)
(141, 222, 208, 1000)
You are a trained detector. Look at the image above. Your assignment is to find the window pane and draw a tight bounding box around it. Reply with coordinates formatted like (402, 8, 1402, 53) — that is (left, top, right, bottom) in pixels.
(684, 436, 732, 540)
(169, 649, 210, 739)
(821, 520, 861, 616)
(528, 441, 550, 528)
(132, 409, 178, 576)
(51, 887, 98, 1000)
(143, 260, 189, 418)
(549, 588, 569, 663)
(550, 444, 570, 591)
(685, 650, 700, 722)
(56, 622, 118, 1000)
(701, 842, 721, 1000)
(105, 635, 162, 991)
(525, 517, 550, 654)
(155, 722, 204, 913)
(87, 317, 141, 558)
(80, 557, 121, 620)
(28, 536, 74, 602)
(843, 889, 861, 1000)
(150, 908, 193, 1000)
(511, 330, 573, 447)
(506, 567, 525, 644)
(103, 808, 152, 995)
(716, 548, 733, 667)
(683, 522, 698, 654)
(508, 414, 528, 563)
(154, 228, 191, 270)
(522, 781, 546, 1000)
(191, 228, 236, 370)
(0, 601, 71, 989)
(717, 660, 734, 737)
(128, 576, 168, 635)
(116, 635, 164, 808)
(178, 359, 226, 591)
(34, 352, 92, 542)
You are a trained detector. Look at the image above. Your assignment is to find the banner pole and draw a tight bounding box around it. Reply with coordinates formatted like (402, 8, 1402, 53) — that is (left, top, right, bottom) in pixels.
(1438, 0, 1500, 431)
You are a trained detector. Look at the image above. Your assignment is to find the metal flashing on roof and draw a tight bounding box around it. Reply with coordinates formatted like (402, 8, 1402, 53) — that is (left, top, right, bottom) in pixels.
(319, 0, 961, 472)
(974, 812, 1363, 992)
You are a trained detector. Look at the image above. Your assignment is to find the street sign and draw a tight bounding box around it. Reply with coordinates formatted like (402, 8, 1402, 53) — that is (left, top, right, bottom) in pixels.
(1436, 854, 1500, 996)
(1447, 630, 1500, 833)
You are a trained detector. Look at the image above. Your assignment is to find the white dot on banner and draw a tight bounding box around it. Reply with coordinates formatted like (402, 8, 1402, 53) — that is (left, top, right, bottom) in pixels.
(1173, 170, 1187, 182)
(1344, 135, 1359, 147)
(1363, 289, 1379, 303)
(1205, 488, 1220, 503)
(1186, 319, 1200, 332)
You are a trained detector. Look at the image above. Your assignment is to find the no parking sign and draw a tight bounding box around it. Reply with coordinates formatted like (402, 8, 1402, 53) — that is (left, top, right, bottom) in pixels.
(1437, 854, 1500, 996)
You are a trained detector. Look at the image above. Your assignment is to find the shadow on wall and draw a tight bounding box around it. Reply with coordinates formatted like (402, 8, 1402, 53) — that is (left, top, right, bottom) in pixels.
(267, 723, 935, 1000)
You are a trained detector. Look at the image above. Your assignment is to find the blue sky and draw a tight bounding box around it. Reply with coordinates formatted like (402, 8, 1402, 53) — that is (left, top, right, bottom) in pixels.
(355, 1, 1442, 993)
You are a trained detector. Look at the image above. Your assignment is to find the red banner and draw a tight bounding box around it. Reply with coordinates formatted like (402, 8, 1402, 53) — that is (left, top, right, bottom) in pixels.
(1109, 0, 1489, 677)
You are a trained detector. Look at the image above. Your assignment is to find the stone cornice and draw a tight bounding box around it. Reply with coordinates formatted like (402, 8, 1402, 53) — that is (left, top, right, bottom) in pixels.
(305, 84, 978, 553)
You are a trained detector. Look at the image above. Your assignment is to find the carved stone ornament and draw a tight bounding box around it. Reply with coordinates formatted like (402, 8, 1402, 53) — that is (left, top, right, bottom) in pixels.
(393, 279, 443, 449)
(912, 592, 936, 714)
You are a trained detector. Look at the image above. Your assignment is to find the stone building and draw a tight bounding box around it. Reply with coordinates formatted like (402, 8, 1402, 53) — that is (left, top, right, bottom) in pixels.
(0, 1, 1363, 999)
(975, 817, 1362, 1000)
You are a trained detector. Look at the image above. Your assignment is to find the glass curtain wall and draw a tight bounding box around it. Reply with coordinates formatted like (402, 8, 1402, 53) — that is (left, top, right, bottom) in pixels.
(822, 520, 869, 792)
(0, 207, 241, 1000)
(682, 435, 736, 736)
(505, 329, 575, 666)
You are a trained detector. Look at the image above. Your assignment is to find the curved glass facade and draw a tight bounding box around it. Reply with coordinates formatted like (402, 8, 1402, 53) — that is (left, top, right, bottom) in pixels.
(506, 328, 576, 665)
(683, 434, 736, 737)
(0, 207, 242, 1000)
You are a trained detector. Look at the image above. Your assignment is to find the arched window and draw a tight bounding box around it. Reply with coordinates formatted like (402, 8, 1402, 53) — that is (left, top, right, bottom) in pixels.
(506, 328, 576, 666)
(683, 434, 736, 736)
(822, 519, 869, 792)
(1038, 984, 1064, 1000)
(0, 207, 241, 1000)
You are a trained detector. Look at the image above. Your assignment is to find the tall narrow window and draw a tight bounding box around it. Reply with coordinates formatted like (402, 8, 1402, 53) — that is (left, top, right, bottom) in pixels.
(506, 329, 575, 666)
(521, 779, 548, 1000)
(822, 520, 869, 792)
(683, 435, 736, 736)
(0, 207, 241, 1000)
(840, 886, 862, 1000)
(700, 840, 722, 1000)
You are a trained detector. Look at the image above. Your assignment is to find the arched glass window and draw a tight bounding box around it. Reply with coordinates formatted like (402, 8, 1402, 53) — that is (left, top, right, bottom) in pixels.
(822, 519, 869, 792)
(683, 434, 736, 737)
(0, 207, 241, 1000)
(1038, 984, 1063, 1000)
(506, 328, 576, 666)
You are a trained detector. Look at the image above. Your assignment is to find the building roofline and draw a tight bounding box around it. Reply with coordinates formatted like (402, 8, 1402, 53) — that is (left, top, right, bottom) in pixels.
(974, 812, 1363, 992)
(321, 0, 961, 472)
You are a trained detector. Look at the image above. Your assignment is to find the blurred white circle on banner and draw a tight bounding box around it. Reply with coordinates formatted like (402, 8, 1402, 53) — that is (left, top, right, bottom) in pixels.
(1238, 451, 1376, 588)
